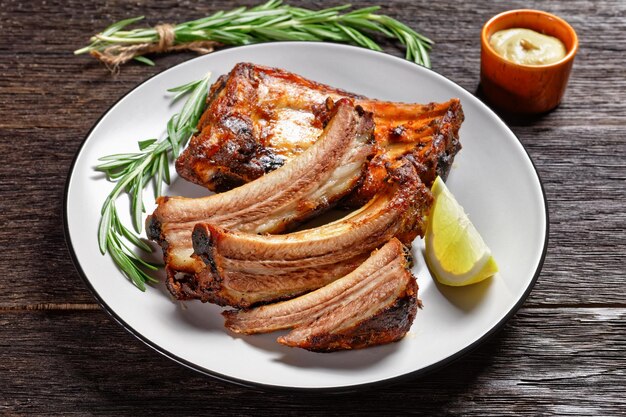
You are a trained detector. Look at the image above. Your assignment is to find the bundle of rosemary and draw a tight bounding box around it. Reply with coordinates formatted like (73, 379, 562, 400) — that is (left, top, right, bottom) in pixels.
(74, 0, 433, 70)
(95, 74, 212, 290)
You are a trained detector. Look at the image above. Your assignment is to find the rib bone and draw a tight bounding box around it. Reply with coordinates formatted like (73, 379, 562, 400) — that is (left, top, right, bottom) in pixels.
(223, 238, 419, 352)
(189, 160, 432, 307)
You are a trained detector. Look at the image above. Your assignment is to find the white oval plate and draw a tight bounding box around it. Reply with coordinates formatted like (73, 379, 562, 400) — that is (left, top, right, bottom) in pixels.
(65, 42, 547, 390)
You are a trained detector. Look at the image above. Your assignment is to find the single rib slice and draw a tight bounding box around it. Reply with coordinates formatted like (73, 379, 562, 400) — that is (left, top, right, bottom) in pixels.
(223, 238, 419, 352)
(147, 99, 376, 279)
(176, 62, 463, 201)
(189, 160, 432, 307)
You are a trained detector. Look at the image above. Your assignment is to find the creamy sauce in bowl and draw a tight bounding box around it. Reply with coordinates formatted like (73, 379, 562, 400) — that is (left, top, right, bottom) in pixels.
(489, 28, 566, 65)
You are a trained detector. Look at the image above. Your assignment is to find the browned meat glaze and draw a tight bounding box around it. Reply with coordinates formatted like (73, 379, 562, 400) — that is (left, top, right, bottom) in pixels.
(176, 62, 463, 203)
(146, 99, 376, 283)
(188, 160, 432, 308)
(223, 238, 419, 352)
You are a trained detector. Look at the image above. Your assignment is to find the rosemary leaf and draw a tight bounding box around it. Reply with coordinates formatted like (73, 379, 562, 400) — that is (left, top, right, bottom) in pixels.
(336, 24, 382, 51)
(301, 25, 345, 41)
(98, 204, 112, 254)
(161, 152, 171, 184)
(132, 175, 143, 232)
(167, 79, 202, 93)
(156, 151, 165, 198)
(167, 115, 180, 157)
(138, 138, 157, 150)
(101, 16, 146, 38)
(134, 56, 155, 66)
(98, 153, 143, 161)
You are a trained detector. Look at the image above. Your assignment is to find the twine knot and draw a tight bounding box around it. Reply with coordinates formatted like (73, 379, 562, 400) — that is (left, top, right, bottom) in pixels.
(155, 24, 176, 50)
(90, 23, 219, 73)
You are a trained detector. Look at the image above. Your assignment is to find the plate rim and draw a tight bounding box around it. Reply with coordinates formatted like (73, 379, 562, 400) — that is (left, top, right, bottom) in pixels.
(63, 41, 549, 392)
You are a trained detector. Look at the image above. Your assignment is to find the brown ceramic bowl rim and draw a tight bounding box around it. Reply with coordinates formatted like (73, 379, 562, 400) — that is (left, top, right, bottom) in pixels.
(481, 9, 579, 71)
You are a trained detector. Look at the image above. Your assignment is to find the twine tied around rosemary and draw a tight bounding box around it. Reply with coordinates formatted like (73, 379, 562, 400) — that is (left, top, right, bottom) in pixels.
(74, 1, 434, 73)
(89, 24, 219, 72)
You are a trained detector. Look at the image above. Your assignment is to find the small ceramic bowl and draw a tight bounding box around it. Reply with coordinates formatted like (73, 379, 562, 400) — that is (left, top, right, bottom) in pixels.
(480, 9, 578, 114)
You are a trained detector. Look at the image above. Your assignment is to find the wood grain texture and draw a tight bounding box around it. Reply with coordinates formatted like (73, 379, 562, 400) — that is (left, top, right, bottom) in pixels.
(1, 308, 625, 415)
(0, 0, 625, 415)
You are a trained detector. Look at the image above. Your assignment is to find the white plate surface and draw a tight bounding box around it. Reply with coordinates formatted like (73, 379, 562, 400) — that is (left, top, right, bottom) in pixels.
(65, 42, 547, 390)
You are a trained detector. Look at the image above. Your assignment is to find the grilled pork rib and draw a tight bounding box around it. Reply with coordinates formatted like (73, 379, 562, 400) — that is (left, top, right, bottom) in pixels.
(189, 161, 432, 307)
(146, 99, 376, 283)
(176, 62, 463, 202)
(223, 238, 419, 352)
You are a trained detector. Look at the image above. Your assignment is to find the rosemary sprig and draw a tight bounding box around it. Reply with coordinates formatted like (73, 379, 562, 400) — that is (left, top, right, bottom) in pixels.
(74, 0, 433, 68)
(96, 72, 212, 290)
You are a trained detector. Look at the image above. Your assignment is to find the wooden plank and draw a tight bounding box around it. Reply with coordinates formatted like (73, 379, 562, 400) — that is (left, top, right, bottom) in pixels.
(0, 308, 624, 415)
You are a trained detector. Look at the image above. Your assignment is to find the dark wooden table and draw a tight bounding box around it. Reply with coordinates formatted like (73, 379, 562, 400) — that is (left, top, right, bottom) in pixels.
(1, 0, 624, 415)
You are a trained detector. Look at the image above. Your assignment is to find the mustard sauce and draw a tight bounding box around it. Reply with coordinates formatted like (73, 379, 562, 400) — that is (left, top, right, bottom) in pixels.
(489, 28, 566, 65)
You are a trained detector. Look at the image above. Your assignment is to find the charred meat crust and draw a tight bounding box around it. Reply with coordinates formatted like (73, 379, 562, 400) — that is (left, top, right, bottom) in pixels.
(175, 62, 357, 189)
(279, 279, 419, 352)
(175, 62, 463, 197)
(416, 98, 464, 185)
(146, 216, 162, 242)
(191, 225, 218, 274)
(165, 268, 229, 304)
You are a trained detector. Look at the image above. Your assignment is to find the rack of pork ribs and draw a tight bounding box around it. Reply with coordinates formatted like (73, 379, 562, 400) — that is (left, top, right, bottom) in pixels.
(147, 63, 464, 352)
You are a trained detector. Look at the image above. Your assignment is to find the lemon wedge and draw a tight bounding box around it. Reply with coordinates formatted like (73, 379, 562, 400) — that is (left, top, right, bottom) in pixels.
(425, 176, 498, 286)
